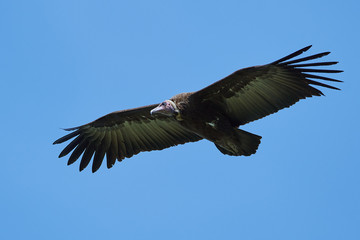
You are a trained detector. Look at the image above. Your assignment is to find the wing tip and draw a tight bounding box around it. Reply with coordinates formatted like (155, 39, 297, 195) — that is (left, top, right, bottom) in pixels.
(271, 45, 313, 65)
(53, 125, 83, 145)
(58, 152, 66, 158)
(303, 45, 312, 52)
(63, 126, 81, 131)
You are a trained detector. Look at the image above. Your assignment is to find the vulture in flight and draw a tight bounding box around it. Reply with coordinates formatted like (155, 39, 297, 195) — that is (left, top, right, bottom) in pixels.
(54, 45, 342, 172)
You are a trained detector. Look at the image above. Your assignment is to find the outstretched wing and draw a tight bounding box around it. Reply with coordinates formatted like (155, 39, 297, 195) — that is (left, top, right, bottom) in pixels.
(191, 45, 342, 126)
(53, 104, 202, 172)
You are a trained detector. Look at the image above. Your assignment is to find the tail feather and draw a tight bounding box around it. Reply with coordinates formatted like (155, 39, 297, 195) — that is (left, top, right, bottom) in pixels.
(215, 129, 261, 156)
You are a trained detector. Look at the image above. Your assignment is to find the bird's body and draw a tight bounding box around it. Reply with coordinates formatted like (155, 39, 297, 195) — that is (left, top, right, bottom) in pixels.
(54, 46, 342, 172)
(170, 92, 261, 156)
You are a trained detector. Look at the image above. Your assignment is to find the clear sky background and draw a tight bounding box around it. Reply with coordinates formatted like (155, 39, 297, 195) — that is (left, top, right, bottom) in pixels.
(1, 0, 359, 239)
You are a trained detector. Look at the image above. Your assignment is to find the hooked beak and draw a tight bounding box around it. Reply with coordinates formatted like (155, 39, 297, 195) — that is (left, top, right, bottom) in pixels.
(150, 105, 164, 115)
(150, 100, 177, 117)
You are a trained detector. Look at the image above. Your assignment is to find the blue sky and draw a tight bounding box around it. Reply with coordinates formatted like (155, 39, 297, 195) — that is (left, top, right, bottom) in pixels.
(1, 0, 359, 239)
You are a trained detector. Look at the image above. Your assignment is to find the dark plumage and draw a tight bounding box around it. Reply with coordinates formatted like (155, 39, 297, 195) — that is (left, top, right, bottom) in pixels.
(54, 45, 342, 172)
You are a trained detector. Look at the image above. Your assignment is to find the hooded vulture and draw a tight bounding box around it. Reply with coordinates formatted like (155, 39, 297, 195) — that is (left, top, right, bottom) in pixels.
(54, 45, 342, 172)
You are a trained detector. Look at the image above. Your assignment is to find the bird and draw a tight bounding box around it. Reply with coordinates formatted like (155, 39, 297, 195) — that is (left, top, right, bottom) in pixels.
(54, 45, 342, 173)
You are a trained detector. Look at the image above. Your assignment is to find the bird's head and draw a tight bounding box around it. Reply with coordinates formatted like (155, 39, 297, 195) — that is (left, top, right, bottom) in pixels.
(150, 100, 180, 117)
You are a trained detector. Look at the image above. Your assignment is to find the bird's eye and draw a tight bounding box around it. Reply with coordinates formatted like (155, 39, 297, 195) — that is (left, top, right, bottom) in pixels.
(161, 102, 166, 106)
